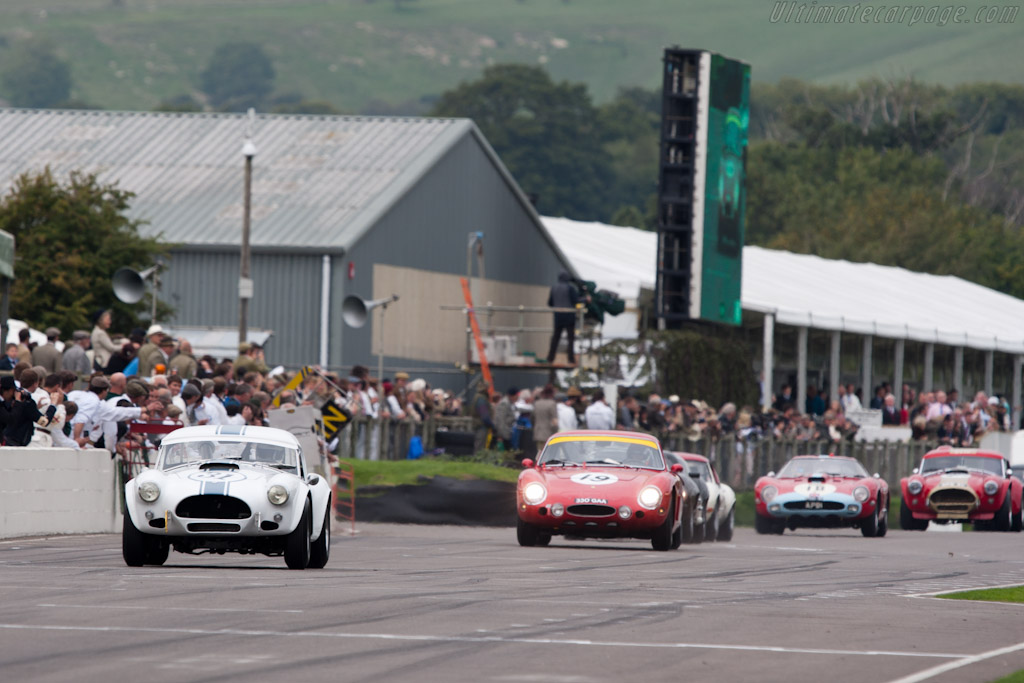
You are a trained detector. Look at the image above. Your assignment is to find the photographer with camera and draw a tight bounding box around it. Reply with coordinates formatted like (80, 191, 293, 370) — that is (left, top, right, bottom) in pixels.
(2, 372, 57, 446)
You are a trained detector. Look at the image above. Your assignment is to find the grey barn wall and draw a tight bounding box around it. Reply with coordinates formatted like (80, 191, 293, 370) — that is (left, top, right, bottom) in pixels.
(334, 132, 568, 384)
(161, 249, 323, 367)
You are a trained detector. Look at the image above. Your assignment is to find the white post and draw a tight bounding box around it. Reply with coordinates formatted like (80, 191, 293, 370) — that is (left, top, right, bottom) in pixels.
(1013, 355, 1022, 431)
(894, 339, 905, 409)
(954, 346, 964, 399)
(319, 254, 331, 368)
(797, 326, 808, 414)
(985, 350, 995, 396)
(923, 343, 934, 392)
(829, 330, 841, 405)
(762, 313, 774, 413)
(861, 336, 872, 406)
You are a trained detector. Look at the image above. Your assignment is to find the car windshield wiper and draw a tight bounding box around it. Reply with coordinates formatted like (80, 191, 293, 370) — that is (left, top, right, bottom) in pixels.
(272, 464, 296, 471)
(540, 459, 580, 467)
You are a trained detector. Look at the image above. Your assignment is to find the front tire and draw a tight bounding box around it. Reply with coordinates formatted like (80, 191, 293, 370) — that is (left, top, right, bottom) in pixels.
(681, 503, 699, 544)
(704, 510, 718, 542)
(308, 501, 331, 569)
(651, 499, 676, 551)
(993, 493, 1012, 532)
(754, 512, 776, 535)
(517, 517, 542, 547)
(1012, 500, 1023, 533)
(717, 507, 735, 542)
(285, 500, 312, 569)
(123, 513, 167, 566)
(860, 506, 879, 537)
(900, 498, 927, 531)
(876, 500, 888, 537)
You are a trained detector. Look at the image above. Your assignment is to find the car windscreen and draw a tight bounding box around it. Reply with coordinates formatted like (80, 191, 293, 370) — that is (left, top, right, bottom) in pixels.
(159, 440, 299, 470)
(778, 458, 868, 478)
(687, 461, 712, 482)
(540, 438, 665, 470)
(920, 455, 1003, 476)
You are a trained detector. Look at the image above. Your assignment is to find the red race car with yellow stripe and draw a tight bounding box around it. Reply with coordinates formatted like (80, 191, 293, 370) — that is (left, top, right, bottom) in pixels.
(516, 431, 685, 550)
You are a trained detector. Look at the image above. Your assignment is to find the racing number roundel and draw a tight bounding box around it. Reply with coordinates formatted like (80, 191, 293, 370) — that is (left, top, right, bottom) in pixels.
(570, 472, 619, 486)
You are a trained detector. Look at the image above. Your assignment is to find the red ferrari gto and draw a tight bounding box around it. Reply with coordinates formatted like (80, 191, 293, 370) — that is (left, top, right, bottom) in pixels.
(516, 431, 685, 551)
(900, 447, 1023, 531)
(754, 455, 889, 537)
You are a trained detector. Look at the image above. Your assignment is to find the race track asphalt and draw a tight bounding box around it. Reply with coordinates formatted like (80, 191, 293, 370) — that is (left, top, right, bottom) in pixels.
(1, 522, 1023, 683)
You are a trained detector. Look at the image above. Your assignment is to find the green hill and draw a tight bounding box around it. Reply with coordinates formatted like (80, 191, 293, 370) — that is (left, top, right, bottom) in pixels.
(0, 0, 1020, 112)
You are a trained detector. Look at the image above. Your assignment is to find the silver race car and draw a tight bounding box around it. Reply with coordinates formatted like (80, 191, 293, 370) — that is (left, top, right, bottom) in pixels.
(123, 425, 332, 569)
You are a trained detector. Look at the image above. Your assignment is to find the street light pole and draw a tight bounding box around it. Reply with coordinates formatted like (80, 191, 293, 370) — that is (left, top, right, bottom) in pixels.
(239, 109, 256, 347)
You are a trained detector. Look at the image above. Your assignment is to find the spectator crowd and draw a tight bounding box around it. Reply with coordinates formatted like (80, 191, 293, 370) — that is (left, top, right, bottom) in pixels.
(0, 310, 1016, 458)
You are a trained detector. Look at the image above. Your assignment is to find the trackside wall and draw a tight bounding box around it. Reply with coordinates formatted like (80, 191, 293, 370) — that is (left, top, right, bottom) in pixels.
(0, 448, 117, 539)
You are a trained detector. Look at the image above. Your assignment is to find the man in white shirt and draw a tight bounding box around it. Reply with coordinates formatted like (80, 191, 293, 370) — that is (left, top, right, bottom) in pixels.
(584, 390, 616, 430)
(557, 386, 581, 432)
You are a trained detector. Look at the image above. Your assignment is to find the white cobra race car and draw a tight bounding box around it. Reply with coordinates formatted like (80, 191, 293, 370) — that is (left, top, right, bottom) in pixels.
(681, 453, 737, 541)
(123, 425, 332, 569)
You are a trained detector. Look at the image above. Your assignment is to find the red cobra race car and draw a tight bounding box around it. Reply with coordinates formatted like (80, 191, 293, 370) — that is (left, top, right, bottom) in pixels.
(516, 431, 685, 550)
(754, 455, 889, 537)
(900, 447, 1023, 531)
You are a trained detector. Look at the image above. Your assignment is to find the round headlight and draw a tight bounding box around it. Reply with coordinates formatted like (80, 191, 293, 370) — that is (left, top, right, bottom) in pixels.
(550, 503, 564, 517)
(984, 480, 999, 496)
(761, 485, 778, 503)
(907, 480, 923, 495)
(618, 505, 632, 519)
(523, 482, 547, 505)
(638, 486, 662, 510)
(853, 486, 869, 503)
(267, 485, 289, 505)
(138, 481, 160, 503)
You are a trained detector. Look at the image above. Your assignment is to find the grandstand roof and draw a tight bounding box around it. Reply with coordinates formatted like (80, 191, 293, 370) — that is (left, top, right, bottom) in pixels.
(541, 216, 1024, 353)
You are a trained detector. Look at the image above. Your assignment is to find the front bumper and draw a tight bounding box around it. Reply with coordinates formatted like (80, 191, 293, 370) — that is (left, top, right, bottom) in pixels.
(763, 492, 866, 522)
(518, 500, 671, 538)
(128, 495, 301, 537)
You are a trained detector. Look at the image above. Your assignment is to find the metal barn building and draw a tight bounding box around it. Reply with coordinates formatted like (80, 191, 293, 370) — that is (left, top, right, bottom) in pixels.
(0, 109, 576, 385)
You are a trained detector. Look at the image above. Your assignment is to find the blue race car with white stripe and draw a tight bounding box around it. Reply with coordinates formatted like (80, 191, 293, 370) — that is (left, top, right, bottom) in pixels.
(123, 425, 332, 569)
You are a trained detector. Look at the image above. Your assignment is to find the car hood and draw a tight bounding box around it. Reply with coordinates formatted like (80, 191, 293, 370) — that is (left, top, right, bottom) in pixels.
(538, 467, 658, 483)
(761, 475, 868, 494)
(160, 461, 295, 486)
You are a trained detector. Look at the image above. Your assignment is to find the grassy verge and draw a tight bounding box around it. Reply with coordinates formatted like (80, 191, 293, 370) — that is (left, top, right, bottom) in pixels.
(939, 586, 1024, 604)
(990, 671, 1024, 683)
(338, 457, 519, 491)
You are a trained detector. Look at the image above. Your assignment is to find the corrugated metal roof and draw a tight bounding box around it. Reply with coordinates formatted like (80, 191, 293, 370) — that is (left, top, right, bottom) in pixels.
(0, 108, 471, 251)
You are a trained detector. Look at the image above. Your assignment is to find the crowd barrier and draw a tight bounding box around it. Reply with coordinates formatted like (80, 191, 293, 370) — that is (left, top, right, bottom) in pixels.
(0, 447, 117, 539)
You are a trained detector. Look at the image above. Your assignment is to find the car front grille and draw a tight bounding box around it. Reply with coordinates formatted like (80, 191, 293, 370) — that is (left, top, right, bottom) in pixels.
(928, 488, 978, 515)
(566, 504, 616, 517)
(176, 496, 252, 519)
(783, 501, 845, 510)
(187, 522, 242, 533)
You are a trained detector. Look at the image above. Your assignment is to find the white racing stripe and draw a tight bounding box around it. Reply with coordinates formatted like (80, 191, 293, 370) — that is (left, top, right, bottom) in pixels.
(38, 603, 303, 614)
(0, 623, 967, 658)
(887, 640, 1024, 683)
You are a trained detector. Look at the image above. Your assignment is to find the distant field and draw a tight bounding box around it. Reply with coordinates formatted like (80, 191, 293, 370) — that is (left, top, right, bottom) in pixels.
(939, 585, 1024, 604)
(0, 0, 1020, 113)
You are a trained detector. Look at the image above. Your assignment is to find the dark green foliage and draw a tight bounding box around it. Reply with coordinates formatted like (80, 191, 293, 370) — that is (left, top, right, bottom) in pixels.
(155, 94, 203, 112)
(652, 330, 759, 409)
(432, 64, 615, 220)
(1, 42, 72, 108)
(200, 42, 275, 111)
(0, 169, 171, 333)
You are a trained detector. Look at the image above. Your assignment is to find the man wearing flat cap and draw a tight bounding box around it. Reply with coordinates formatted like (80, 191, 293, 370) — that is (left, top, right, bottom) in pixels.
(62, 331, 93, 376)
(32, 327, 63, 374)
(234, 341, 269, 377)
(137, 324, 166, 377)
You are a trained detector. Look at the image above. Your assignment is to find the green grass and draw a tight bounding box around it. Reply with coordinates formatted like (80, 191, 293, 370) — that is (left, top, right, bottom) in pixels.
(0, 0, 1020, 113)
(939, 586, 1024, 604)
(989, 670, 1024, 683)
(338, 456, 519, 491)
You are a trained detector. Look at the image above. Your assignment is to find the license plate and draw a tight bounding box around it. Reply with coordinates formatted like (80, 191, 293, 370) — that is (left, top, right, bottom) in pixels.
(804, 501, 824, 509)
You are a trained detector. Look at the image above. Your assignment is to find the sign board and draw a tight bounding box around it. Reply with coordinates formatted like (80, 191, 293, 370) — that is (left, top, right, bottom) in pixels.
(846, 409, 882, 428)
(266, 405, 328, 475)
(321, 399, 351, 441)
(0, 230, 13, 280)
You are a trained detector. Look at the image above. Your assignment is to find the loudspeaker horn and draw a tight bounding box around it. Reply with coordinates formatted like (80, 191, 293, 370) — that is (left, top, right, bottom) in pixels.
(112, 265, 160, 304)
(341, 294, 399, 328)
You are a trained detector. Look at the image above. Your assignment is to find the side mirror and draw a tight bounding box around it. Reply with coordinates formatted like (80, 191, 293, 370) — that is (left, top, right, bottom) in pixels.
(522, 458, 534, 469)
(873, 473, 880, 479)
(1007, 469, 1014, 478)
(767, 471, 776, 478)
(671, 463, 683, 473)
(306, 474, 320, 486)
(912, 467, 919, 475)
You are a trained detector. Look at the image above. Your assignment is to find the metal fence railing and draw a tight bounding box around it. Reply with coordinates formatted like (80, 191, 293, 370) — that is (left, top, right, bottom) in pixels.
(335, 415, 475, 461)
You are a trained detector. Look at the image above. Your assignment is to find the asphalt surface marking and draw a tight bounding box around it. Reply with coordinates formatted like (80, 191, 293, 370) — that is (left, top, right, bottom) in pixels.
(887, 640, 1024, 683)
(37, 603, 304, 614)
(0, 623, 969, 659)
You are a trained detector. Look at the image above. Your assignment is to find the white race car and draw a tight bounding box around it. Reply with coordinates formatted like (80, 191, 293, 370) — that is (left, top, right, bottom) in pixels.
(681, 453, 737, 541)
(123, 425, 333, 569)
